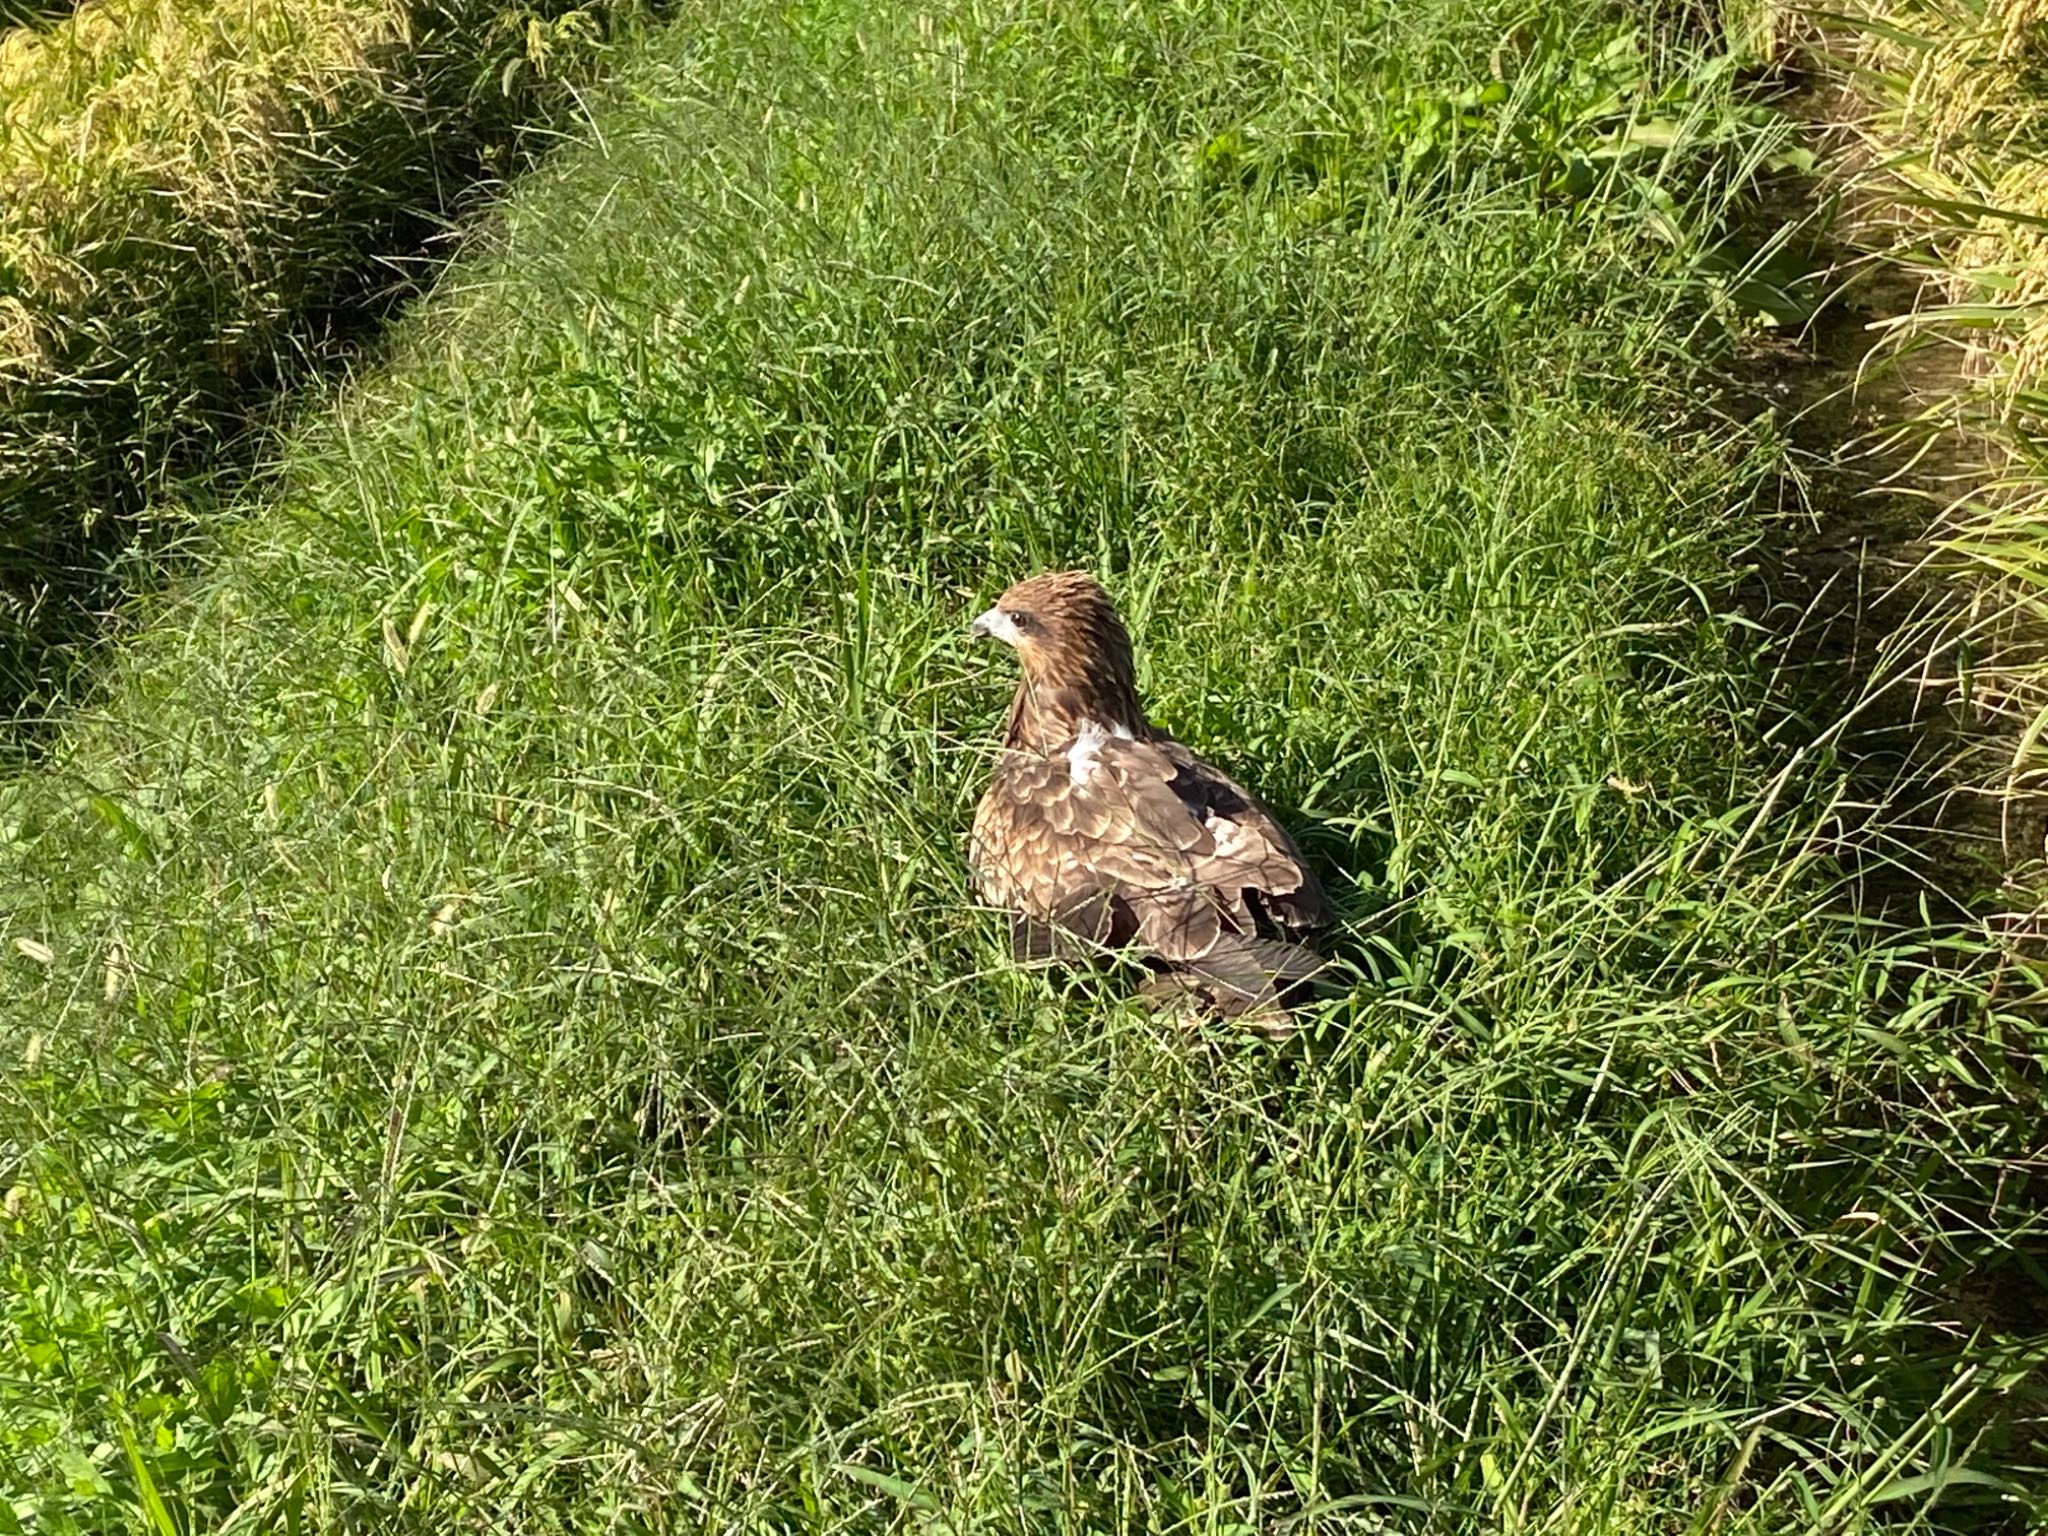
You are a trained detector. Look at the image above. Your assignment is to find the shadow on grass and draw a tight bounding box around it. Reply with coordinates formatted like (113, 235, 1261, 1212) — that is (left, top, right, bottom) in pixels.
(1716, 200, 2048, 1507)
(0, 0, 666, 754)
(0, 192, 484, 758)
(1726, 253, 2023, 922)
(0, 0, 78, 25)
(1713, 42, 2048, 928)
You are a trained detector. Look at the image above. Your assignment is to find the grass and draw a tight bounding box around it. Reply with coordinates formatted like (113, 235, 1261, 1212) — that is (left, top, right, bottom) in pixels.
(0, 0, 645, 720)
(1803, 0, 2048, 852)
(1822, 0, 2048, 388)
(1, 0, 2045, 1529)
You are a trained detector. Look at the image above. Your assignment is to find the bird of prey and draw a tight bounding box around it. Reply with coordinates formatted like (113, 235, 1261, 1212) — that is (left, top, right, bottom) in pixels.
(967, 570, 1330, 1018)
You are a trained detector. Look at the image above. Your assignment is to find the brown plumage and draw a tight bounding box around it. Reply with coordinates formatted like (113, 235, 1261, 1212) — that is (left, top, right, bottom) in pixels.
(967, 571, 1330, 1017)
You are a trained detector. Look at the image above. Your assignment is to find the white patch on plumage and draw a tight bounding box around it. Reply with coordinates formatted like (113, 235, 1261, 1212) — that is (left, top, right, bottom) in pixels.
(1210, 815, 1255, 857)
(1067, 720, 1114, 784)
(1209, 814, 1295, 893)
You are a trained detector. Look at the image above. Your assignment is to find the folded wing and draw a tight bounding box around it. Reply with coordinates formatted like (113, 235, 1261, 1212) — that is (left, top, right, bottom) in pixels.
(970, 730, 1328, 973)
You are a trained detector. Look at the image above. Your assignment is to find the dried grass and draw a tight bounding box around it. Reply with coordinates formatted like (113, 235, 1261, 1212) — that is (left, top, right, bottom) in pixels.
(0, 0, 640, 712)
(0, 0, 408, 379)
(1808, 0, 2048, 859)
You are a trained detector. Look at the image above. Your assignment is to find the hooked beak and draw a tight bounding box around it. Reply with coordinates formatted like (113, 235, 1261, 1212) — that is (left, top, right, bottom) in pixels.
(970, 606, 1019, 645)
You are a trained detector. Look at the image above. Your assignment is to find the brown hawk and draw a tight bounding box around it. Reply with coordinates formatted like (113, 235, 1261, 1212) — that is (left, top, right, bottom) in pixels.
(968, 570, 1330, 1017)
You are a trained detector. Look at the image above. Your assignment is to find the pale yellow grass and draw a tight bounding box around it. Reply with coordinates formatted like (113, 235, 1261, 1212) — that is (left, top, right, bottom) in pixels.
(1815, 0, 2048, 843)
(1829, 0, 2048, 396)
(0, 0, 409, 380)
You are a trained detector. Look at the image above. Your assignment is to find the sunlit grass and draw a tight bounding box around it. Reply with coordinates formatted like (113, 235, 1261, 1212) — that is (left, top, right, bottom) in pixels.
(0, 0, 643, 717)
(1810, 0, 2048, 847)
(0, 0, 2043, 1530)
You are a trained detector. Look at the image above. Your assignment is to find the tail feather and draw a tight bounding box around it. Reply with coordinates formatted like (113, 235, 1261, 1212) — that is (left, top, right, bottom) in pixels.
(1176, 932, 1328, 1014)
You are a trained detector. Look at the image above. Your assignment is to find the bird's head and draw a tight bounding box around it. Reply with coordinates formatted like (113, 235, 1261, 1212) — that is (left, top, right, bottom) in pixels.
(970, 569, 1123, 660)
(972, 570, 1147, 739)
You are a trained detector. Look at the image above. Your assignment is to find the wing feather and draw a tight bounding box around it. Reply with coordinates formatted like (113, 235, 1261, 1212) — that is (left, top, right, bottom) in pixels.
(970, 729, 1329, 968)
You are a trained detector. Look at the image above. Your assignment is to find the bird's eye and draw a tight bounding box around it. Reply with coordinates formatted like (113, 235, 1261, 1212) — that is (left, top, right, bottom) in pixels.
(1007, 610, 1031, 630)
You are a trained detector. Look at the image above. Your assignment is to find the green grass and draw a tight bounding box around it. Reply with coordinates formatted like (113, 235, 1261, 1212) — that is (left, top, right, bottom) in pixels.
(0, 0, 645, 719)
(1, 0, 2045, 1530)
(1811, 0, 2048, 835)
